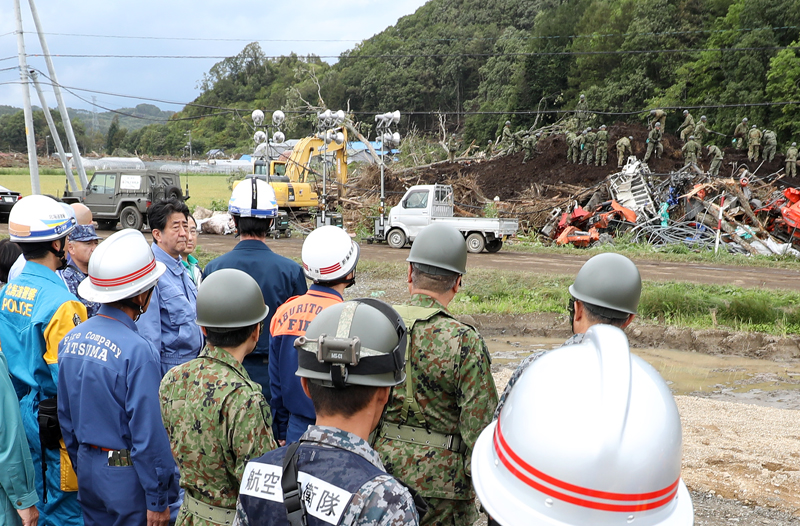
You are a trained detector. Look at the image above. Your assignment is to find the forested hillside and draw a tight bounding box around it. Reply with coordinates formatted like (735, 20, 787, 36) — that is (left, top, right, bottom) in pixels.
(2, 0, 799, 157)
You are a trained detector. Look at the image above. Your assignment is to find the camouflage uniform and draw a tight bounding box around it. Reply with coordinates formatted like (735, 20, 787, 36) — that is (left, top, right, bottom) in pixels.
(678, 112, 695, 142)
(707, 145, 724, 177)
(373, 294, 498, 526)
(57, 257, 101, 317)
(579, 131, 596, 165)
(522, 134, 538, 163)
(494, 333, 584, 419)
(787, 145, 798, 177)
(649, 109, 667, 130)
(616, 136, 632, 167)
(762, 130, 777, 162)
(500, 125, 513, 151)
(694, 120, 710, 147)
(160, 345, 278, 526)
(566, 131, 577, 163)
(594, 128, 609, 166)
(747, 127, 762, 162)
(644, 127, 663, 162)
(733, 121, 748, 150)
(682, 139, 701, 165)
(233, 426, 419, 526)
(575, 97, 589, 129)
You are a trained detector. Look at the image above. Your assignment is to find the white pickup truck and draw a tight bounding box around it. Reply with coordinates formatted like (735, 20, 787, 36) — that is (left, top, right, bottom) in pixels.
(375, 184, 518, 253)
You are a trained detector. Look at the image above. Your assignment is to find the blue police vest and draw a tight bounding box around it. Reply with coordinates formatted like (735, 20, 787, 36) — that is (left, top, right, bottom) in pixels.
(238, 443, 385, 526)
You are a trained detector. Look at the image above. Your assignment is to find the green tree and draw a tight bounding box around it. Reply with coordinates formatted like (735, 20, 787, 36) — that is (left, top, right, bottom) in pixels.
(765, 42, 800, 142)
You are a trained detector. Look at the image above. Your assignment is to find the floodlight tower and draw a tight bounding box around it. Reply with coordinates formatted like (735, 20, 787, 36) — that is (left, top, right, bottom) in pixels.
(374, 110, 401, 240)
(251, 109, 285, 176)
(316, 109, 345, 227)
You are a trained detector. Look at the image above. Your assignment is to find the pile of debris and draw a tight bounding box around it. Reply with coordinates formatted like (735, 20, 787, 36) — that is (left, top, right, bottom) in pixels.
(539, 158, 800, 256)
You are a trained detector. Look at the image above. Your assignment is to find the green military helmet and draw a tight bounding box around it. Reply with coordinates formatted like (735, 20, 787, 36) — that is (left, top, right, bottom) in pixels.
(196, 268, 269, 330)
(742, 118, 748, 122)
(701, 115, 707, 121)
(683, 110, 689, 115)
(752, 125, 757, 129)
(794, 142, 797, 147)
(407, 223, 467, 276)
(568, 253, 642, 317)
(505, 121, 511, 126)
(600, 125, 606, 129)
(295, 299, 407, 389)
(628, 136, 633, 140)
(689, 135, 695, 140)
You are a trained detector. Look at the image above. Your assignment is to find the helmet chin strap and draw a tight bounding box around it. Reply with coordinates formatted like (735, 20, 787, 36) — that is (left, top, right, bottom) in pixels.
(49, 238, 68, 271)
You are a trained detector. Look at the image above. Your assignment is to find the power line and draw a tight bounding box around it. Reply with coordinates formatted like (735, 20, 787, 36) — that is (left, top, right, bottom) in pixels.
(4, 25, 796, 44)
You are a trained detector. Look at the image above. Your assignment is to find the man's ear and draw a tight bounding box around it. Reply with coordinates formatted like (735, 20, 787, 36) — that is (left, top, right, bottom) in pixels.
(621, 314, 636, 329)
(300, 377, 312, 400)
(407, 264, 413, 284)
(151, 229, 162, 244)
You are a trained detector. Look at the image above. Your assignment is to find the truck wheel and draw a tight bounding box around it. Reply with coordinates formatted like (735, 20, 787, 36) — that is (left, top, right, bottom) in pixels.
(285, 229, 292, 239)
(97, 219, 117, 231)
(486, 239, 503, 253)
(120, 206, 143, 231)
(165, 186, 183, 201)
(466, 233, 486, 253)
(387, 229, 407, 249)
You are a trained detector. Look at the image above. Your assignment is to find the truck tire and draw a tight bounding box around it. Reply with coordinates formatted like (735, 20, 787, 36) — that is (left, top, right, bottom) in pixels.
(485, 239, 503, 253)
(120, 206, 143, 231)
(97, 219, 117, 230)
(387, 229, 407, 249)
(165, 186, 183, 201)
(466, 232, 485, 253)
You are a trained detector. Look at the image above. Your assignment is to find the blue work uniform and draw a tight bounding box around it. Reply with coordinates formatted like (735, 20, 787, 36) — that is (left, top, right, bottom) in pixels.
(269, 285, 342, 443)
(58, 305, 177, 526)
(0, 260, 87, 526)
(204, 240, 307, 404)
(136, 243, 202, 376)
(0, 349, 39, 525)
(58, 256, 101, 318)
(234, 426, 418, 526)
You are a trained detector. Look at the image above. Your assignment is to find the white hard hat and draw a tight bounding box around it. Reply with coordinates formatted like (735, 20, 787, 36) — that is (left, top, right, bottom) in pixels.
(301, 226, 360, 282)
(229, 178, 278, 218)
(472, 325, 693, 526)
(79, 229, 166, 303)
(9, 195, 76, 243)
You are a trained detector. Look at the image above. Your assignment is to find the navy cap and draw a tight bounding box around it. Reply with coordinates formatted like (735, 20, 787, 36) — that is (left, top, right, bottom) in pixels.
(69, 224, 102, 242)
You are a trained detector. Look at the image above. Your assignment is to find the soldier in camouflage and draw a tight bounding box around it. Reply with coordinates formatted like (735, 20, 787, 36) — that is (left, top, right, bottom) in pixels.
(677, 110, 695, 143)
(644, 123, 663, 163)
(648, 109, 667, 130)
(575, 94, 589, 130)
(733, 118, 748, 150)
(499, 122, 512, 152)
(594, 125, 609, 166)
(762, 129, 777, 162)
(787, 142, 798, 177)
(682, 136, 701, 165)
(234, 299, 420, 526)
(747, 125, 762, 162)
(522, 132, 540, 164)
(694, 116, 710, 147)
(579, 129, 595, 165)
(707, 144, 724, 177)
(373, 223, 498, 526)
(565, 131, 577, 163)
(160, 268, 277, 526)
(495, 253, 641, 418)
(616, 136, 633, 167)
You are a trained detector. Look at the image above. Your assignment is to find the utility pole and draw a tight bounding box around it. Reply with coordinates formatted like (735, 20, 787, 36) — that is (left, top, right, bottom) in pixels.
(13, 0, 40, 194)
(374, 111, 401, 240)
(30, 70, 78, 192)
(27, 0, 88, 189)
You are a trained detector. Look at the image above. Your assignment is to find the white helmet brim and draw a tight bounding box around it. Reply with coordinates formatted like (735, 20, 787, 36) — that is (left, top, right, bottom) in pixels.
(78, 260, 166, 304)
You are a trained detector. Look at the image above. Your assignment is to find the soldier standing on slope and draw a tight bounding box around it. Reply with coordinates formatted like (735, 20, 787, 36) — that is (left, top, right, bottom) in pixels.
(372, 223, 498, 525)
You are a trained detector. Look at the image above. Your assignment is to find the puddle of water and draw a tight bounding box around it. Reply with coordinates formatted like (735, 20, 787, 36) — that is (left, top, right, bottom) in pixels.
(487, 336, 800, 396)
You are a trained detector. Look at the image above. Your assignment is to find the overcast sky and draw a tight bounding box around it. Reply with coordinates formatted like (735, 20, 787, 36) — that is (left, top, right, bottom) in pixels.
(0, 0, 429, 113)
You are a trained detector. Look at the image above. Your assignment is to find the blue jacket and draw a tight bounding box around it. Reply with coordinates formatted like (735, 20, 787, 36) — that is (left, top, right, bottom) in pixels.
(269, 285, 342, 440)
(0, 350, 38, 524)
(58, 305, 175, 513)
(136, 243, 202, 375)
(204, 240, 307, 356)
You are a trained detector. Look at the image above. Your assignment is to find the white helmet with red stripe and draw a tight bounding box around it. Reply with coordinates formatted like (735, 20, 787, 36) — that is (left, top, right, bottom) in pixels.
(79, 228, 166, 303)
(301, 225, 359, 283)
(473, 324, 693, 526)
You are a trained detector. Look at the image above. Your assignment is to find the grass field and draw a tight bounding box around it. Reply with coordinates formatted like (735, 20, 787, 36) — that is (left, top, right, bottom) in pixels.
(0, 173, 231, 211)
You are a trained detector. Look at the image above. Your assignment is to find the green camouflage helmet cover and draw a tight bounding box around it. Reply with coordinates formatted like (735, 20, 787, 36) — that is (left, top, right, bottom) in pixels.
(196, 268, 269, 330)
(568, 253, 642, 316)
(295, 299, 407, 388)
(407, 223, 467, 275)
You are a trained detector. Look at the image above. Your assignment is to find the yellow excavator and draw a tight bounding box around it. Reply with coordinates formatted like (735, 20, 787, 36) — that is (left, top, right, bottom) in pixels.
(241, 127, 348, 210)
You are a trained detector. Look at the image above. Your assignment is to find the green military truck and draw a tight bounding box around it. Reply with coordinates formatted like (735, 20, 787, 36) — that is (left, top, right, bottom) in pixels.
(62, 169, 188, 231)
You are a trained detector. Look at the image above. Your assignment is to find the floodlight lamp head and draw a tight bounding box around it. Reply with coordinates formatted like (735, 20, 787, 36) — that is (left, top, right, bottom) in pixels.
(334, 132, 345, 145)
(272, 110, 285, 126)
(254, 131, 267, 144)
(390, 110, 401, 124)
(392, 132, 401, 146)
(251, 109, 264, 126)
(382, 132, 394, 145)
(273, 131, 285, 144)
(333, 110, 345, 124)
